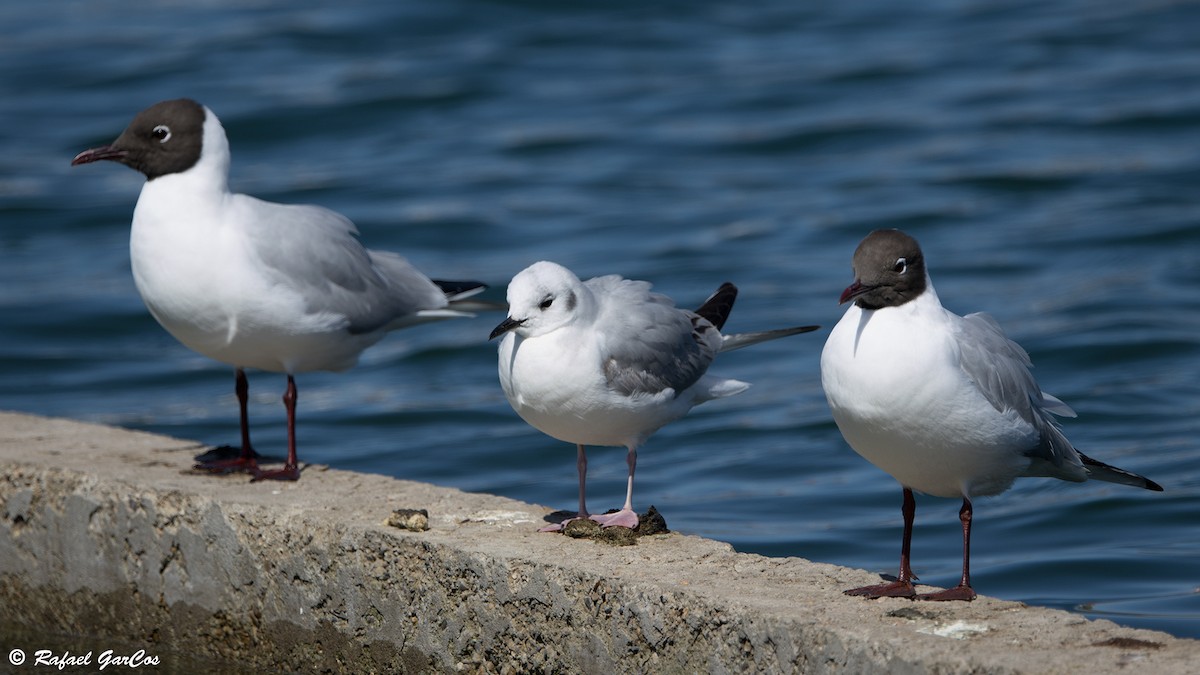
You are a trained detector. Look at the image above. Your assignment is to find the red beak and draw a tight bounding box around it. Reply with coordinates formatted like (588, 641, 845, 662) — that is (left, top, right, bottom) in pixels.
(839, 280, 871, 305)
(71, 145, 128, 166)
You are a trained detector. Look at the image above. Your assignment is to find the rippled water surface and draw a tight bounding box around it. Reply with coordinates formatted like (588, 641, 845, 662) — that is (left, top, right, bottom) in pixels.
(2, 0, 1197, 641)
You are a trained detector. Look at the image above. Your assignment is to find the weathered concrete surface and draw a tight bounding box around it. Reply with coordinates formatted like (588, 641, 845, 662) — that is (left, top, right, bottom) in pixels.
(0, 411, 1194, 674)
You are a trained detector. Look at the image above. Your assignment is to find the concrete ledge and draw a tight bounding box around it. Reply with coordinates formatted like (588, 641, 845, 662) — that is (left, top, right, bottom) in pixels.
(0, 411, 1195, 673)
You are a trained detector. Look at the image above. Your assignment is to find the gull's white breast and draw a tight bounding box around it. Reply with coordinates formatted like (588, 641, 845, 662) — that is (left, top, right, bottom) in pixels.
(498, 329, 698, 449)
(129, 176, 378, 374)
(820, 288, 1038, 498)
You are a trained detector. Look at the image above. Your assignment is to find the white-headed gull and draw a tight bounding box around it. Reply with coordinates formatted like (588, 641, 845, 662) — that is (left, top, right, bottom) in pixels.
(490, 260, 818, 531)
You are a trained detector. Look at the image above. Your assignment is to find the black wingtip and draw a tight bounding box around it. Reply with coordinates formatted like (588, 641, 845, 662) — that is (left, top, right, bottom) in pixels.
(432, 279, 487, 296)
(695, 282, 737, 330)
(1079, 452, 1164, 492)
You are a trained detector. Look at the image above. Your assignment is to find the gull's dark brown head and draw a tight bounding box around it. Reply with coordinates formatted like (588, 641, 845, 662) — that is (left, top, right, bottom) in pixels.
(839, 229, 927, 310)
(71, 98, 206, 181)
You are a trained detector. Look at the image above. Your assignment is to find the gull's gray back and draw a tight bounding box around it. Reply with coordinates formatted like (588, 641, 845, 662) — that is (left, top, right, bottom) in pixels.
(955, 312, 1084, 477)
(242, 196, 447, 335)
(587, 275, 720, 398)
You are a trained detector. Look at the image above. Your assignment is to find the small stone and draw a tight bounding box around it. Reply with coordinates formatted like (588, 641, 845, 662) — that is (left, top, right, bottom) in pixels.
(888, 607, 938, 621)
(1093, 637, 1164, 650)
(385, 508, 429, 532)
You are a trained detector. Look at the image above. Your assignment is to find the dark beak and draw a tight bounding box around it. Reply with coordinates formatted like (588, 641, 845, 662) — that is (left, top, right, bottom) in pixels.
(489, 316, 525, 340)
(839, 279, 872, 305)
(71, 145, 128, 166)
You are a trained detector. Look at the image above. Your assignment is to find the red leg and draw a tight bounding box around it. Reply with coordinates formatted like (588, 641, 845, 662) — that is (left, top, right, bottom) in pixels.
(195, 368, 260, 474)
(918, 497, 976, 601)
(235, 368, 254, 459)
(576, 443, 590, 520)
(251, 375, 301, 482)
(846, 488, 918, 598)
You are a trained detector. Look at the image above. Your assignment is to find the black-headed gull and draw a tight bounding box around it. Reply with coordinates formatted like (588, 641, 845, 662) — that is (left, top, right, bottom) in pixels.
(72, 98, 487, 481)
(490, 260, 819, 530)
(821, 229, 1162, 601)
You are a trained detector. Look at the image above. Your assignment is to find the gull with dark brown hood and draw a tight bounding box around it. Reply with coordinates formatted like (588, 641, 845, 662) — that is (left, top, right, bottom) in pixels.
(73, 98, 488, 481)
(820, 228, 1161, 601)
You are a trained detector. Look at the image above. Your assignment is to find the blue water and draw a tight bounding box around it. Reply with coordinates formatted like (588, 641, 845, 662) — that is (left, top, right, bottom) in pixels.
(2, 0, 1197, 641)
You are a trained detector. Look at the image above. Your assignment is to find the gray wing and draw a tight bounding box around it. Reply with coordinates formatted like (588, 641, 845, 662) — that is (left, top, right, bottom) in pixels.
(955, 312, 1082, 473)
(242, 196, 449, 334)
(588, 275, 720, 398)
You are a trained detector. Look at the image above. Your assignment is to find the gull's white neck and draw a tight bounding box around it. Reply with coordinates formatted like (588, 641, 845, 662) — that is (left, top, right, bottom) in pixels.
(134, 107, 234, 232)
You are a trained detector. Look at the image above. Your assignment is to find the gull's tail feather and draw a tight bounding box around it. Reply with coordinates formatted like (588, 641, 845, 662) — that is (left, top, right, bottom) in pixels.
(720, 325, 820, 353)
(432, 279, 506, 312)
(433, 279, 486, 301)
(1079, 452, 1163, 491)
(695, 283, 737, 330)
(698, 376, 751, 402)
(446, 298, 507, 313)
(1040, 392, 1077, 418)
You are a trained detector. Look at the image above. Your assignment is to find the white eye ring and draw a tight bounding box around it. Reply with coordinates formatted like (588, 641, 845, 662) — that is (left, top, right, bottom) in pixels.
(152, 125, 172, 143)
(894, 257, 907, 274)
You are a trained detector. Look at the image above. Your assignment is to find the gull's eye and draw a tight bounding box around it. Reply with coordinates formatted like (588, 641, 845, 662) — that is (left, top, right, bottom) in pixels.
(893, 257, 908, 274)
(152, 125, 172, 143)
(538, 296, 554, 310)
